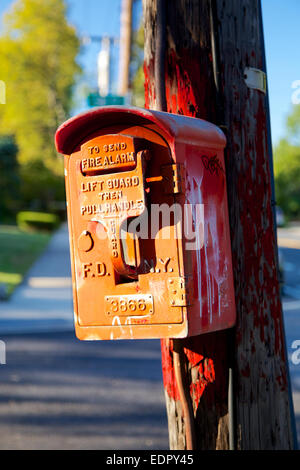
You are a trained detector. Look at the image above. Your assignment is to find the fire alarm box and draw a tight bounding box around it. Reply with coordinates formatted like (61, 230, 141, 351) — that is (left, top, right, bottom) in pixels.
(55, 106, 236, 340)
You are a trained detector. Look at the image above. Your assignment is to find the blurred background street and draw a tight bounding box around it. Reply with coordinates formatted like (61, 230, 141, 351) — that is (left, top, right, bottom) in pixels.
(0, 333, 168, 450)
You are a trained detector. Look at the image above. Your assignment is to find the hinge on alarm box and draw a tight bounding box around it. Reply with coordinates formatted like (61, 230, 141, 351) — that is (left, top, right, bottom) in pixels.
(168, 276, 194, 307)
(161, 163, 186, 194)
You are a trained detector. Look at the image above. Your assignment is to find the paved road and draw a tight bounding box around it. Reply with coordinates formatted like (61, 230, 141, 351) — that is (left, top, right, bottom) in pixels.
(278, 225, 300, 445)
(280, 248, 300, 299)
(0, 331, 168, 450)
(280, 248, 300, 445)
(280, 297, 300, 444)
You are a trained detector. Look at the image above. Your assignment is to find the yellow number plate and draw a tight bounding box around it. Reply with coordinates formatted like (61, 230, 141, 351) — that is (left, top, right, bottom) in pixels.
(105, 294, 154, 317)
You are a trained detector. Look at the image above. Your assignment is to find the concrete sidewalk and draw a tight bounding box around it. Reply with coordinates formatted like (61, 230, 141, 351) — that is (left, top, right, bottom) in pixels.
(278, 222, 300, 249)
(0, 223, 74, 334)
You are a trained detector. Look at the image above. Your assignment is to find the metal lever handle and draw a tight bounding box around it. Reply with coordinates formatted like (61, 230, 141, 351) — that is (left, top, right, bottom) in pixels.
(107, 217, 138, 279)
(105, 150, 149, 279)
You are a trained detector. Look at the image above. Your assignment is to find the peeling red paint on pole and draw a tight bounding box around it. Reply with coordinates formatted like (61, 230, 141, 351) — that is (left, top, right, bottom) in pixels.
(165, 50, 200, 117)
(160, 339, 218, 409)
(143, 61, 155, 109)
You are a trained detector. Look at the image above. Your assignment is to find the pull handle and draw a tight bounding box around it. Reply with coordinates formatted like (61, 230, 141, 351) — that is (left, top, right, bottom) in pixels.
(107, 217, 138, 279)
(105, 149, 149, 279)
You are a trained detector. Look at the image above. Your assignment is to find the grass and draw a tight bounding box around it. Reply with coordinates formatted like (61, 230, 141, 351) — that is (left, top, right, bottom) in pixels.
(0, 225, 51, 297)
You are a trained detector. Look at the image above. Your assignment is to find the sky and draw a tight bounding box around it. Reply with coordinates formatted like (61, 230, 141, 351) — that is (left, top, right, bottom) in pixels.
(262, 0, 300, 145)
(0, 0, 300, 146)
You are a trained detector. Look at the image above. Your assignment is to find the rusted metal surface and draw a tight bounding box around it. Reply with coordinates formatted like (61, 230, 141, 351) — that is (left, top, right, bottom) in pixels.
(55, 106, 235, 340)
(143, 0, 295, 450)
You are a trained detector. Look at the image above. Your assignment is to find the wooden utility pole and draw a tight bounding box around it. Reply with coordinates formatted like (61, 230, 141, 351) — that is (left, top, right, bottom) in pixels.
(143, 0, 297, 450)
(118, 0, 133, 96)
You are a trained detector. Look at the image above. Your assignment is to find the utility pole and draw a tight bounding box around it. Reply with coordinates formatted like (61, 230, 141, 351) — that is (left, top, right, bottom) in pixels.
(143, 0, 297, 450)
(118, 0, 133, 97)
(97, 37, 111, 97)
(82, 34, 118, 97)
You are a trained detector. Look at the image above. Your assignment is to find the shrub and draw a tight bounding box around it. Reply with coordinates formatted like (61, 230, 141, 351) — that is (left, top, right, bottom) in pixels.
(274, 138, 300, 219)
(20, 160, 66, 219)
(0, 135, 20, 222)
(17, 211, 60, 232)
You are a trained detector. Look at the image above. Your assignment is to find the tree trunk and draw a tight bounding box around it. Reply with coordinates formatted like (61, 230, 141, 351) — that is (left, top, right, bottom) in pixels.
(143, 0, 295, 450)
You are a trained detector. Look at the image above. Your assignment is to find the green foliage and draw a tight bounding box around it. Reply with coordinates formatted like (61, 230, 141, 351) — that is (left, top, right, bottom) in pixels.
(17, 211, 59, 232)
(0, 0, 81, 166)
(0, 135, 20, 222)
(274, 138, 300, 218)
(286, 105, 300, 146)
(274, 105, 300, 219)
(20, 159, 65, 215)
(0, 0, 81, 218)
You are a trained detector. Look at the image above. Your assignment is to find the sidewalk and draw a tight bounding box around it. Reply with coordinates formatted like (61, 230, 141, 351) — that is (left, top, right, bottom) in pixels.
(0, 223, 74, 334)
(278, 222, 300, 249)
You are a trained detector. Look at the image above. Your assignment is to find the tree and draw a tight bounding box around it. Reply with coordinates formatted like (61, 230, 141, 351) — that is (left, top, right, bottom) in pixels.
(0, 0, 81, 211)
(131, 22, 145, 107)
(144, 0, 295, 450)
(274, 105, 300, 218)
(0, 136, 19, 222)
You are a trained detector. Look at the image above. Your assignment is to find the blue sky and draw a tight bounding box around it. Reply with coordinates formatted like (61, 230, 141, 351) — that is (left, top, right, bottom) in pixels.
(263, 0, 300, 144)
(0, 0, 300, 146)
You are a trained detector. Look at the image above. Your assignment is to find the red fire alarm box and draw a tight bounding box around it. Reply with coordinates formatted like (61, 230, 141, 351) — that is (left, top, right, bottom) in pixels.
(55, 106, 236, 340)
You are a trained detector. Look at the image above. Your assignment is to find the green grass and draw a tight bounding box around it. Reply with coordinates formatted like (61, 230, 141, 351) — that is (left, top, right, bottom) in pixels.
(0, 225, 51, 297)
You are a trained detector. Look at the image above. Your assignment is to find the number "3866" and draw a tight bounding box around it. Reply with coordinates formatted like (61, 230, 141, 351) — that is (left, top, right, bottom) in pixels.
(105, 296, 153, 316)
